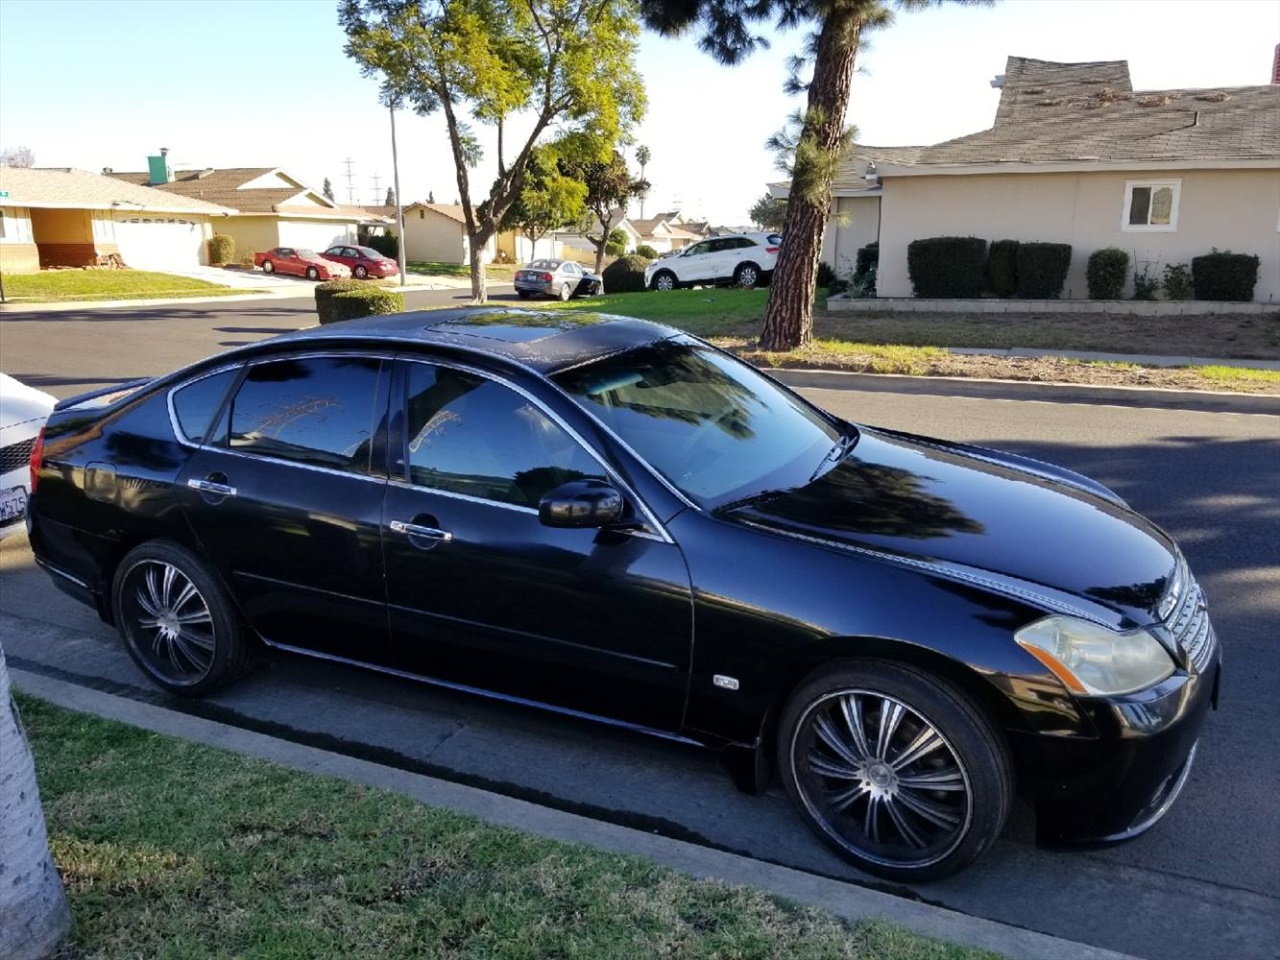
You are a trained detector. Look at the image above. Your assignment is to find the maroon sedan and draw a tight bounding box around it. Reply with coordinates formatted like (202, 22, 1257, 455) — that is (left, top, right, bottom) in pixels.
(253, 248, 351, 281)
(321, 244, 400, 280)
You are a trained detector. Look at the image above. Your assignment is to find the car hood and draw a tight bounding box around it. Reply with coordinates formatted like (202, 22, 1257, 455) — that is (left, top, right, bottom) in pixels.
(726, 427, 1178, 626)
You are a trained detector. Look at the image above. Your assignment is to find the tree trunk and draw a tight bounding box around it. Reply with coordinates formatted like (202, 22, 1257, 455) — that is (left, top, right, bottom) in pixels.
(0, 646, 72, 960)
(468, 240, 488, 303)
(759, 4, 862, 352)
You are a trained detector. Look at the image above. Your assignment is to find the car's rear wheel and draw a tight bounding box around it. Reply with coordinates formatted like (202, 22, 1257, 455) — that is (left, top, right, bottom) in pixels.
(261, 260, 274, 274)
(651, 270, 677, 291)
(354, 265, 368, 279)
(778, 661, 1011, 881)
(306, 266, 320, 281)
(734, 262, 761, 288)
(559, 283, 572, 301)
(113, 541, 255, 697)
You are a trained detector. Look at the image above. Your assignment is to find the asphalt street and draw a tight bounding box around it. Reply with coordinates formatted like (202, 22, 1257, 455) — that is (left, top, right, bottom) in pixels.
(1, 295, 1278, 959)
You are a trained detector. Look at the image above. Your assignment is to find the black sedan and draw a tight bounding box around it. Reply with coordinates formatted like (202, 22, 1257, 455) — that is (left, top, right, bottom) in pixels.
(514, 259, 601, 300)
(26, 308, 1218, 881)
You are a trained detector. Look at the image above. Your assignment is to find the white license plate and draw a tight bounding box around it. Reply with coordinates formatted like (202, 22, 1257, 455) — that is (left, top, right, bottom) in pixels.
(0, 485, 28, 523)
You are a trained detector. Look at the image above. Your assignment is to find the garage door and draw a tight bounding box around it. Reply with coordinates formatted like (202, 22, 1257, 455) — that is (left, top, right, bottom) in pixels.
(113, 216, 207, 270)
(278, 220, 355, 252)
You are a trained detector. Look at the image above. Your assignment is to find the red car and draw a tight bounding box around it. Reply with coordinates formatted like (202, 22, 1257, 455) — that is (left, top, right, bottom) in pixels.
(321, 244, 400, 280)
(253, 247, 352, 281)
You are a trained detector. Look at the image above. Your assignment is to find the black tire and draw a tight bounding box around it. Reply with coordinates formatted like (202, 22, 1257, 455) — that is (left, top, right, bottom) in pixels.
(306, 266, 320, 281)
(354, 265, 368, 279)
(112, 541, 256, 697)
(261, 260, 274, 274)
(777, 660, 1012, 882)
(651, 270, 677, 291)
(559, 283, 572, 301)
(734, 262, 761, 288)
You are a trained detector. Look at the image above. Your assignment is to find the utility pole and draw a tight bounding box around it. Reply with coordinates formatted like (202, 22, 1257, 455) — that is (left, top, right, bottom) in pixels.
(389, 103, 407, 287)
(370, 172, 382, 208)
(342, 158, 357, 206)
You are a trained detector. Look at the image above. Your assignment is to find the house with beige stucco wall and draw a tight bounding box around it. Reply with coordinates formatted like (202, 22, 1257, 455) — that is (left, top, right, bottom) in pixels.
(786, 56, 1280, 303)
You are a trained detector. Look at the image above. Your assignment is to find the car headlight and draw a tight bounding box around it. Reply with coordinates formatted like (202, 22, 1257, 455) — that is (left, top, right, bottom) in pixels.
(1015, 615, 1175, 696)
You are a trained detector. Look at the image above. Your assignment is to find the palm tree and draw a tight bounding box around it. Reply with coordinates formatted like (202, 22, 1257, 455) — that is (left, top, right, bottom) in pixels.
(0, 645, 71, 960)
(636, 145, 651, 218)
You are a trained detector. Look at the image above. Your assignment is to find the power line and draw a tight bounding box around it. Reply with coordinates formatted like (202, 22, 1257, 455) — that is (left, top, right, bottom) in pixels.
(342, 158, 356, 206)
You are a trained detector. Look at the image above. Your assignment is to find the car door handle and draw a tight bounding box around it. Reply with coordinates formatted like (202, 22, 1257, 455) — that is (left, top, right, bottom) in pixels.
(186, 478, 237, 497)
(389, 520, 453, 542)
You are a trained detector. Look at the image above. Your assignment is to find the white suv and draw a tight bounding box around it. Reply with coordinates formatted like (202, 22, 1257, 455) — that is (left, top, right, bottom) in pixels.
(644, 233, 782, 290)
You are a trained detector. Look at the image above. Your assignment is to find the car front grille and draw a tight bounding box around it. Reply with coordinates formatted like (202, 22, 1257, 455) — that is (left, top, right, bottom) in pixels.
(0, 437, 35, 475)
(1166, 578, 1215, 673)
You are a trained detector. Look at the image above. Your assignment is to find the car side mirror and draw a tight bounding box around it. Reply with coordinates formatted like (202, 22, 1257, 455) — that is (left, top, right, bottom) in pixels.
(538, 479, 624, 528)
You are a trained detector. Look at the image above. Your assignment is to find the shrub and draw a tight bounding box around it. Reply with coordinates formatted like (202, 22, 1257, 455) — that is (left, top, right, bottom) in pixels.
(601, 254, 650, 294)
(1015, 242, 1072, 298)
(816, 261, 837, 288)
(1086, 247, 1128, 299)
(330, 288, 406, 323)
(605, 228, 629, 257)
(906, 237, 986, 298)
(985, 239, 1020, 297)
(365, 233, 398, 259)
(208, 234, 235, 265)
(1132, 267, 1159, 301)
(634, 244, 659, 260)
(1162, 263, 1194, 301)
(314, 279, 367, 325)
(854, 241, 879, 284)
(1192, 250, 1260, 301)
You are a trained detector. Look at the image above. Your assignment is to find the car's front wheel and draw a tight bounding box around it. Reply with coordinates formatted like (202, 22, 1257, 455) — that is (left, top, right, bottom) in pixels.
(778, 661, 1011, 881)
(113, 541, 256, 697)
(261, 260, 274, 274)
(306, 266, 320, 281)
(651, 270, 677, 291)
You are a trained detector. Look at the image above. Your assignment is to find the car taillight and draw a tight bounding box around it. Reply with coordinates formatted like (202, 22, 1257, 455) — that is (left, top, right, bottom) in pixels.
(29, 427, 45, 494)
(540, 273, 553, 282)
(765, 247, 779, 254)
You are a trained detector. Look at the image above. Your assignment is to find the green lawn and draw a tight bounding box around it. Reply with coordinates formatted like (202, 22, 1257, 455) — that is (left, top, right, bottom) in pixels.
(548, 287, 793, 337)
(407, 260, 517, 280)
(3, 270, 244, 302)
(20, 693, 997, 960)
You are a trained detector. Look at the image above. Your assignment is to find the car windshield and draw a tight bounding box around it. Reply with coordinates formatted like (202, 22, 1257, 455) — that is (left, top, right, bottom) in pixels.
(553, 336, 846, 508)
(297, 249, 319, 259)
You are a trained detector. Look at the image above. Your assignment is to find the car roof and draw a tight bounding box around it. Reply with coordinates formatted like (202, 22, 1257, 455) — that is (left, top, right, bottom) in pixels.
(246, 308, 680, 375)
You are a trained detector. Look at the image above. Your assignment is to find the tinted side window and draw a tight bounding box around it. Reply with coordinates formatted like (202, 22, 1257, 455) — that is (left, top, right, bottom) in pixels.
(227, 357, 382, 474)
(404, 363, 606, 507)
(172, 368, 239, 444)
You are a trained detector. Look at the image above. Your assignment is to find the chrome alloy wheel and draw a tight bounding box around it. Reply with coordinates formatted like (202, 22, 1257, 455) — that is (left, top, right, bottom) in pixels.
(791, 690, 973, 869)
(121, 560, 216, 685)
(653, 272, 676, 291)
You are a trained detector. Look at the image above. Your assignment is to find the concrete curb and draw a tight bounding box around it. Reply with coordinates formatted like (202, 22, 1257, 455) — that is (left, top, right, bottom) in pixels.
(12, 665, 1139, 960)
(771, 368, 1280, 415)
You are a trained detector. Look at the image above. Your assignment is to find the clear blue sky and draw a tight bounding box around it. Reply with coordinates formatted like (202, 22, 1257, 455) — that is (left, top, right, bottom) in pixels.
(1, 0, 1277, 225)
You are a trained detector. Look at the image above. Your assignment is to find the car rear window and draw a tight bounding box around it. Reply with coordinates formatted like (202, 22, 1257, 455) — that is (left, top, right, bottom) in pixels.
(171, 369, 239, 444)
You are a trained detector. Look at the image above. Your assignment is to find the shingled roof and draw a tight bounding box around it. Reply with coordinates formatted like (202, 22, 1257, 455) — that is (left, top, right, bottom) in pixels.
(1, 167, 235, 214)
(107, 167, 385, 220)
(851, 56, 1279, 173)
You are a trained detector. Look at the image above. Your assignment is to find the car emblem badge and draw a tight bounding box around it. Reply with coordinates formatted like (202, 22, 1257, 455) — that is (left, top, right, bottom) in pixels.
(713, 675, 740, 691)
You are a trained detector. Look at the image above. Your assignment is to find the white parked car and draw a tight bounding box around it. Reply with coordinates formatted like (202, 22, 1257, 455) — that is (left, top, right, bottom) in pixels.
(0, 374, 56, 539)
(644, 233, 783, 291)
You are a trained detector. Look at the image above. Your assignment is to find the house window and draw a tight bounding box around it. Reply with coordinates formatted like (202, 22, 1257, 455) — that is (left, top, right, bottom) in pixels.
(1122, 180, 1181, 232)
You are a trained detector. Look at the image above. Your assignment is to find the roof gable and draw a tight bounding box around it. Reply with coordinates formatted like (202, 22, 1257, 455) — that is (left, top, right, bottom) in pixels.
(1, 167, 235, 215)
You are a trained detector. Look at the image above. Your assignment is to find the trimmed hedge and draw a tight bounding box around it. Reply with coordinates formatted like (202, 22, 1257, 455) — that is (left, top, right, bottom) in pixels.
(330, 288, 406, 323)
(1015, 242, 1072, 299)
(365, 234, 398, 259)
(985, 240, 1019, 297)
(854, 241, 879, 286)
(634, 244, 659, 260)
(1086, 247, 1128, 299)
(314, 279, 367, 325)
(907, 237, 986, 298)
(816, 261, 837, 288)
(208, 234, 235, 265)
(602, 254, 650, 294)
(1191, 251, 1260, 301)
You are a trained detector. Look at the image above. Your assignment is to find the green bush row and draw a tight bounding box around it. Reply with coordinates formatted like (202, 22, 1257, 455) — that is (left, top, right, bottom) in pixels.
(1192, 251, 1260, 301)
(602, 254, 651, 294)
(331, 288, 406, 323)
(906, 237, 987, 298)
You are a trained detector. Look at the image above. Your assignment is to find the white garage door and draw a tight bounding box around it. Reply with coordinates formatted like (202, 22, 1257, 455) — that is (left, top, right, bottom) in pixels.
(113, 216, 207, 271)
(278, 220, 355, 252)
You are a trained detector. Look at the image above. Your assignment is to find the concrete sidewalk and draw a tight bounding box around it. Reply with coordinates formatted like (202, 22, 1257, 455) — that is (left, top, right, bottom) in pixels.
(11, 660, 1139, 960)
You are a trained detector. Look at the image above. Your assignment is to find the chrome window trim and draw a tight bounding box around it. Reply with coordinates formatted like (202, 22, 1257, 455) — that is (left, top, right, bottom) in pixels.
(166, 362, 245, 449)
(190, 446, 388, 484)
(388, 477, 539, 515)
(398, 356, 675, 543)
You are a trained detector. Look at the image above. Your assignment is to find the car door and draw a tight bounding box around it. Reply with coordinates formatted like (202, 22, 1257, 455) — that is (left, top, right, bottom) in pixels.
(676, 240, 715, 283)
(562, 261, 583, 295)
(177, 353, 394, 664)
(381, 357, 695, 731)
(274, 248, 298, 277)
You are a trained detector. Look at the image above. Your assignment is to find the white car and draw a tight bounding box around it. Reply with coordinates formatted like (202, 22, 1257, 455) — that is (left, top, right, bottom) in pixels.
(644, 233, 783, 291)
(0, 374, 56, 539)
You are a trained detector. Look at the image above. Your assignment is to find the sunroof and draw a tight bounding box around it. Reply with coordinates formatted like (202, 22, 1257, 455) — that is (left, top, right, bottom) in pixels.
(428, 310, 608, 344)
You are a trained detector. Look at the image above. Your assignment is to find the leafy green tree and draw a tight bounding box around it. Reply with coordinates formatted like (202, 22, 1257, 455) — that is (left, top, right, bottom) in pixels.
(635, 144, 651, 217)
(499, 143, 588, 260)
(322, 177, 336, 202)
(640, 0, 985, 349)
(385, 186, 396, 206)
(563, 149, 648, 273)
(749, 191, 787, 231)
(341, 0, 646, 301)
(606, 227, 630, 256)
